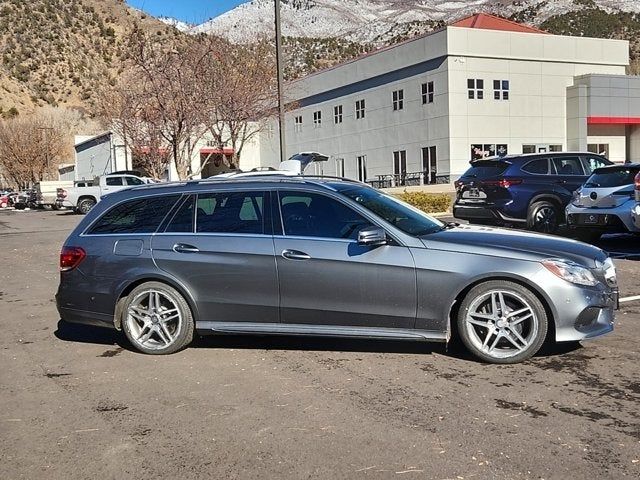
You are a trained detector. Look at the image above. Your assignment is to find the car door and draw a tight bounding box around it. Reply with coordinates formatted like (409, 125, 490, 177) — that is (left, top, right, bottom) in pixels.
(550, 156, 587, 200)
(151, 190, 279, 323)
(274, 189, 417, 329)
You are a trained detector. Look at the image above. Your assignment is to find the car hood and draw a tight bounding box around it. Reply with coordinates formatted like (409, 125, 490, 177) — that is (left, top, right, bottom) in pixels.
(420, 225, 607, 268)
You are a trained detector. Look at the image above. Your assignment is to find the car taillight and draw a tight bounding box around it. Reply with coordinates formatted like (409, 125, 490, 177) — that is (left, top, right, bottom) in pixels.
(635, 172, 640, 190)
(59, 189, 67, 198)
(481, 178, 523, 188)
(60, 246, 86, 272)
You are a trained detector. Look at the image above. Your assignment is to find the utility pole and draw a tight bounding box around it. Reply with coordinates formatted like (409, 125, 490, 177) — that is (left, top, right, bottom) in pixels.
(274, 0, 286, 163)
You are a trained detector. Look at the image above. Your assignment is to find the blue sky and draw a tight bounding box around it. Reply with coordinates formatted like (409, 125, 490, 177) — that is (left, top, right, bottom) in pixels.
(126, 1, 246, 24)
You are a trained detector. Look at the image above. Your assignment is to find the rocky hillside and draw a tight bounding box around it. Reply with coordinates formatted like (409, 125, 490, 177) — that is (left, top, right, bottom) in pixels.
(0, 0, 175, 115)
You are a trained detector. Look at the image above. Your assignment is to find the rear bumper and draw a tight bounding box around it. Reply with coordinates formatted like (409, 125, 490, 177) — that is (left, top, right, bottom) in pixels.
(56, 305, 116, 329)
(453, 203, 525, 223)
(566, 203, 638, 233)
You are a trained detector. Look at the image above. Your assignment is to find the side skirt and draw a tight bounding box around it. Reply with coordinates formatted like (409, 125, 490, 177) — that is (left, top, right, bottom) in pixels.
(195, 321, 446, 342)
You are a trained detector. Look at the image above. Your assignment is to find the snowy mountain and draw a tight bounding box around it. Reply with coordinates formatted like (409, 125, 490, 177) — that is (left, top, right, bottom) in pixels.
(158, 16, 193, 32)
(193, 0, 640, 44)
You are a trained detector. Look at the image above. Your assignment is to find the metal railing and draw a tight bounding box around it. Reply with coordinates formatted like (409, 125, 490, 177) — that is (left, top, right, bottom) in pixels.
(368, 171, 447, 189)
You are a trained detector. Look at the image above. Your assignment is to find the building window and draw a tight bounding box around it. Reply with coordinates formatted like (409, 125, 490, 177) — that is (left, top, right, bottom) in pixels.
(588, 143, 610, 158)
(393, 150, 407, 186)
(334, 105, 343, 124)
(421, 146, 437, 184)
(523, 144, 563, 154)
(357, 155, 367, 181)
(392, 89, 404, 111)
(422, 81, 434, 104)
(493, 80, 509, 100)
(313, 111, 322, 128)
(335, 158, 345, 177)
(355, 99, 366, 119)
(471, 144, 508, 160)
(294, 115, 303, 133)
(468, 79, 484, 100)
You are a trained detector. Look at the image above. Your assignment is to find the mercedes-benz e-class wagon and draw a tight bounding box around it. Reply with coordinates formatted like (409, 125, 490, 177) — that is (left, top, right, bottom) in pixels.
(56, 176, 618, 364)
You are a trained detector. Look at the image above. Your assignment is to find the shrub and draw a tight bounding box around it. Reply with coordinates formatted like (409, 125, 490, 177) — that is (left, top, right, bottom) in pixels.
(395, 191, 451, 214)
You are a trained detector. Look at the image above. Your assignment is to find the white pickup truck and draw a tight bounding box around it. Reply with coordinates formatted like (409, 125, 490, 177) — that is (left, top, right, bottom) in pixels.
(57, 174, 149, 214)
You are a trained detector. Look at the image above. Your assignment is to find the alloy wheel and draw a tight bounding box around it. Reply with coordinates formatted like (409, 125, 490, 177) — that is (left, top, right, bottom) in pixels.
(533, 206, 557, 233)
(463, 289, 539, 360)
(125, 289, 183, 351)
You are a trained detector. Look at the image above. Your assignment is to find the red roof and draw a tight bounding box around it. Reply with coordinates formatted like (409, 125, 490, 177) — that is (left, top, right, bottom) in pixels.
(452, 13, 546, 34)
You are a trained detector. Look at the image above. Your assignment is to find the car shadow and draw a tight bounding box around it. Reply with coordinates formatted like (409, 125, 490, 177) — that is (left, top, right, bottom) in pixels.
(56, 211, 77, 216)
(54, 320, 132, 350)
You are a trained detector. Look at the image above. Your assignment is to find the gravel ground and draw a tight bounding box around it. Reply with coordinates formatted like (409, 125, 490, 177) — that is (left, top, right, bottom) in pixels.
(1, 209, 638, 480)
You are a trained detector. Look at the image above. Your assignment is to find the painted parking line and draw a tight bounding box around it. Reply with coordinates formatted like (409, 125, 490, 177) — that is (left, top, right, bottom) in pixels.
(619, 295, 640, 303)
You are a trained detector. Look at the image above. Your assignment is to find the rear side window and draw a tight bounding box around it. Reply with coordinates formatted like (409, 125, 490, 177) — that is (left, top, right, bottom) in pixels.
(585, 168, 640, 188)
(462, 161, 509, 179)
(165, 195, 195, 233)
(552, 157, 584, 175)
(196, 191, 264, 234)
(521, 158, 549, 174)
(88, 195, 180, 234)
(105, 177, 124, 186)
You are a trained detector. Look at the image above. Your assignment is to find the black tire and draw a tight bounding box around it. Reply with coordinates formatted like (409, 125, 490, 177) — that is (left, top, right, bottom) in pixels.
(14, 203, 26, 210)
(51, 204, 59, 211)
(121, 281, 194, 355)
(573, 230, 601, 243)
(527, 200, 560, 234)
(77, 198, 96, 215)
(457, 280, 548, 364)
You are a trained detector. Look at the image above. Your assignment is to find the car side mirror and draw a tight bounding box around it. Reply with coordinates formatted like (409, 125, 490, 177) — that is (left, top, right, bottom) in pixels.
(357, 226, 388, 247)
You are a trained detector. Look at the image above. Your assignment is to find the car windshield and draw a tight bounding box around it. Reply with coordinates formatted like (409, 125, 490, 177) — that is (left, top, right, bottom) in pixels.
(584, 168, 640, 188)
(461, 160, 510, 179)
(332, 184, 444, 236)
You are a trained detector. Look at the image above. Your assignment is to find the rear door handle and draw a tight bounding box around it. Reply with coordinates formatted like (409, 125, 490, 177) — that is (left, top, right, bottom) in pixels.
(173, 243, 200, 254)
(281, 249, 311, 260)
(555, 180, 567, 184)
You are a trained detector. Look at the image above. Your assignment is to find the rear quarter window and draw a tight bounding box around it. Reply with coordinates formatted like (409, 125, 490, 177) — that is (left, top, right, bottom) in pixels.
(521, 158, 549, 174)
(88, 195, 180, 234)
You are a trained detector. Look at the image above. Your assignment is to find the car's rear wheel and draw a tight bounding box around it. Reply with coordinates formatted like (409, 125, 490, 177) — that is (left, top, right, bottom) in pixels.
(457, 280, 548, 364)
(77, 198, 96, 215)
(527, 200, 560, 234)
(122, 282, 194, 355)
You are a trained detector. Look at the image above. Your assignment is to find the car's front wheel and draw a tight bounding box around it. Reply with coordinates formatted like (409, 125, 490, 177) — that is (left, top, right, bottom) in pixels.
(122, 282, 194, 355)
(457, 280, 548, 364)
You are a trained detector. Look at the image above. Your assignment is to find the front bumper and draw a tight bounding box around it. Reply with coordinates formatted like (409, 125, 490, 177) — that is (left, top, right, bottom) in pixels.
(566, 202, 638, 233)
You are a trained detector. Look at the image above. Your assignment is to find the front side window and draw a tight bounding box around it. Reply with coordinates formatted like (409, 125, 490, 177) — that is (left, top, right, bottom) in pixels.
(355, 99, 365, 119)
(468, 79, 484, 100)
(196, 191, 264, 234)
(279, 191, 372, 240)
(332, 184, 444, 236)
(392, 89, 404, 111)
(125, 176, 145, 186)
(552, 157, 584, 176)
(493, 80, 509, 100)
(88, 195, 180, 234)
(583, 156, 610, 175)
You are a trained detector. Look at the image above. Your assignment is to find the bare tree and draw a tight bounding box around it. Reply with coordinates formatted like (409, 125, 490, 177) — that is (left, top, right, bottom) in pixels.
(196, 37, 281, 172)
(124, 30, 207, 180)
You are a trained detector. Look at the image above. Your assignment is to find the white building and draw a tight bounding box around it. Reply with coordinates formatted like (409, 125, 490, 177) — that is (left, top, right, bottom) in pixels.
(259, 14, 632, 186)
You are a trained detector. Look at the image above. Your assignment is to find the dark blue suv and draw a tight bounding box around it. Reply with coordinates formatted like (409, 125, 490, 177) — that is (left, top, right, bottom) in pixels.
(453, 153, 612, 233)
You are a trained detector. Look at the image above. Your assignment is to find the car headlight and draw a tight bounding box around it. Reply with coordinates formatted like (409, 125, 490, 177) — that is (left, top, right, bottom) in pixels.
(542, 259, 598, 286)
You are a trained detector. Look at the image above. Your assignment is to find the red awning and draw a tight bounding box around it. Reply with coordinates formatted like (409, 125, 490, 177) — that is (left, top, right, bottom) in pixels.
(200, 147, 235, 155)
(587, 116, 640, 125)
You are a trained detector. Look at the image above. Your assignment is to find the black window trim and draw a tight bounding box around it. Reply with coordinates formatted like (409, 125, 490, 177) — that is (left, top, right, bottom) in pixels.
(82, 192, 182, 236)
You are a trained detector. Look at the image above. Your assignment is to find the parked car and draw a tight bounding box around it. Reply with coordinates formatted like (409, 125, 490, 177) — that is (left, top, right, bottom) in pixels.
(56, 173, 148, 214)
(13, 190, 37, 210)
(34, 180, 73, 209)
(453, 152, 612, 233)
(566, 163, 640, 242)
(56, 176, 618, 364)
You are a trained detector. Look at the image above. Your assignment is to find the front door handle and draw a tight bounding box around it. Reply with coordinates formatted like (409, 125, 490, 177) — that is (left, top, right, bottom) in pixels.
(281, 249, 311, 260)
(173, 243, 200, 254)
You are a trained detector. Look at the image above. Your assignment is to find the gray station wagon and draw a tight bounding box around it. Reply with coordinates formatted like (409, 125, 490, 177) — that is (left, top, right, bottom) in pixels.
(56, 176, 618, 363)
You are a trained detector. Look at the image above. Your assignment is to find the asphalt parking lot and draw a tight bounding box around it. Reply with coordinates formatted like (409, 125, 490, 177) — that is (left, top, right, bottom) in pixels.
(1, 209, 639, 480)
